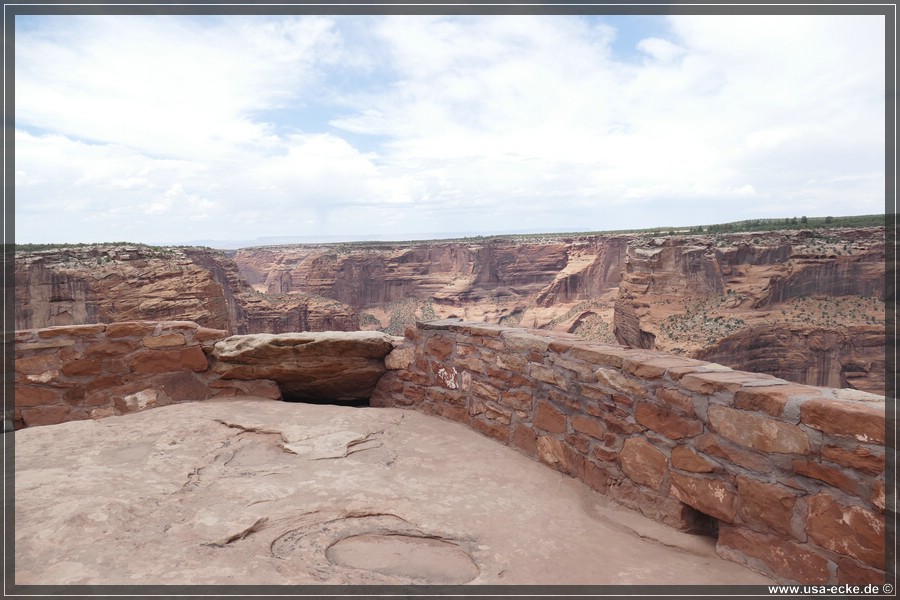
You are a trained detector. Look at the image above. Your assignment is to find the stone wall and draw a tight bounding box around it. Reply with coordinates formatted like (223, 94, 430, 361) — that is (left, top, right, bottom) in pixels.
(12, 321, 281, 429)
(370, 319, 888, 585)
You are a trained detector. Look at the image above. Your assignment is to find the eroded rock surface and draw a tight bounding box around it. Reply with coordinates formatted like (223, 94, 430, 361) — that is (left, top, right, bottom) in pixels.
(209, 332, 397, 402)
(14, 245, 358, 335)
(15, 399, 774, 586)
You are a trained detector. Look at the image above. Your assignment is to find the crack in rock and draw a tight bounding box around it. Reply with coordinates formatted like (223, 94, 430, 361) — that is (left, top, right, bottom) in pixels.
(205, 517, 269, 548)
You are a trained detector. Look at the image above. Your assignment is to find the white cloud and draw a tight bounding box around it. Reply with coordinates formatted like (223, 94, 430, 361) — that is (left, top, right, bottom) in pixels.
(14, 14, 886, 244)
(637, 37, 685, 62)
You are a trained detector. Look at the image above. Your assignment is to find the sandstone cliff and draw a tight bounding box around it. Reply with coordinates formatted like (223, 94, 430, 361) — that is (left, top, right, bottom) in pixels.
(16, 226, 886, 392)
(613, 228, 885, 394)
(15, 245, 358, 334)
(232, 235, 629, 335)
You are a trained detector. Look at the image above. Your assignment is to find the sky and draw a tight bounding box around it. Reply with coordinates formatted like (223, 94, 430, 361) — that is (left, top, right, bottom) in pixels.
(13, 11, 887, 246)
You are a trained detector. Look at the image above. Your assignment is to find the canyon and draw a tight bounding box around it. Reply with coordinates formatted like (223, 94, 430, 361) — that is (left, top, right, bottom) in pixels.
(15, 224, 886, 394)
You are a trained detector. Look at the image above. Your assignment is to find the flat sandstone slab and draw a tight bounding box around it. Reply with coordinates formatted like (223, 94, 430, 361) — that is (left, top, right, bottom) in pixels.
(15, 398, 774, 586)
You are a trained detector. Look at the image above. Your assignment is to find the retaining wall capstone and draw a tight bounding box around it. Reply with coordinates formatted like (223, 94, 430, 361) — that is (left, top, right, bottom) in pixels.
(370, 319, 888, 585)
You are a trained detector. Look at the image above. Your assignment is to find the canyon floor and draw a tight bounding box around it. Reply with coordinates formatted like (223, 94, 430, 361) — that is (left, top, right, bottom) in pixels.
(15, 398, 774, 587)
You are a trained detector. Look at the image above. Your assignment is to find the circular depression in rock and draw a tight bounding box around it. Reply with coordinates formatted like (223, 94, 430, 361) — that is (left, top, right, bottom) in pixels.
(325, 533, 479, 584)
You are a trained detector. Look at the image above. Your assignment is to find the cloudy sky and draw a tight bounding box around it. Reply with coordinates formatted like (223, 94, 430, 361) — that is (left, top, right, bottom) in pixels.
(14, 12, 886, 246)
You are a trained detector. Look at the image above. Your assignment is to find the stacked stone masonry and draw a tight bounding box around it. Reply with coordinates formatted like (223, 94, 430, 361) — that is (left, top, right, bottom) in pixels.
(370, 319, 889, 586)
(13, 321, 281, 428)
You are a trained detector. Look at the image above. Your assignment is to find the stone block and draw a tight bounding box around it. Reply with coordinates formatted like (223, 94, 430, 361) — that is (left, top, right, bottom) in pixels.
(654, 387, 695, 415)
(61, 357, 107, 377)
(195, 327, 229, 343)
(543, 389, 581, 414)
(24, 370, 61, 385)
(695, 432, 773, 473)
(571, 414, 604, 440)
(511, 424, 538, 457)
(529, 364, 568, 389)
(594, 368, 647, 397)
(668, 472, 736, 523)
(582, 460, 609, 493)
(84, 341, 137, 357)
(496, 352, 528, 372)
(551, 356, 595, 379)
(799, 398, 885, 444)
(470, 417, 510, 444)
(680, 370, 778, 394)
(499, 388, 533, 411)
(501, 331, 550, 353)
(733, 384, 819, 419)
(791, 459, 859, 495)
(115, 389, 159, 413)
(565, 432, 590, 454)
(624, 356, 705, 379)
(619, 437, 668, 491)
(16, 339, 76, 351)
(37, 324, 105, 338)
(156, 371, 214, 403)
(16, 354, 63, 374)
(471, 380, 501, 403)
(130, 346, 209, 374)
(533, 401, 567, 434)
(603, 413, 645, 435)
(736, 475, 800, 539)
(717, 526, 832, 584)
(89, 407, 117, 419)
(536, 436, 582, 477)
(427, 385, 465, 407)
(438, 404, 468, 423)
(576, 383, 610, 402)
(16, 386, 63, 408)
(455, 354, 488, 375)
(142, 333, 186, 348)
(820, 445, 884, 476)
(20, 405, 75, 426)
(565, 344, 629, 368)
(837, 557, 885, 586)
(424, 335, 454, 360)
(806, 494, 884, 569)
(480, 402, 512, 425)
(708, 405, 810, 454)
(590, 444, 619, 464)
(635, 402, 703, 440)
(105, 321, 157, 338)
(384, 347, 415, 370)
(671, 446, 718, 473)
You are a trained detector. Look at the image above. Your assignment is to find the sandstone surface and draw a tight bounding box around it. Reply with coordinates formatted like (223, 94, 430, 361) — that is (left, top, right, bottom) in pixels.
(14, 398, 774, 586)
(209, 332, 397, 402)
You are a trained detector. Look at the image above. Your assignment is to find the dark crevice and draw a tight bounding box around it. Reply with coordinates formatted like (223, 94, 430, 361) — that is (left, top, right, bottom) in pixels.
(281, 395, 370, 407)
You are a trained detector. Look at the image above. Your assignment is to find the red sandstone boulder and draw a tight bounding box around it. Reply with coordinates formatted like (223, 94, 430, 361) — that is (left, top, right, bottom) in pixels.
(208, 332, 397, 403)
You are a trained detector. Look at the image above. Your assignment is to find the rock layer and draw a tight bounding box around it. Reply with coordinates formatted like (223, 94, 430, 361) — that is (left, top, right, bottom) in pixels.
(15, 245, 358, 335)
(209, 331, 397, 402)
